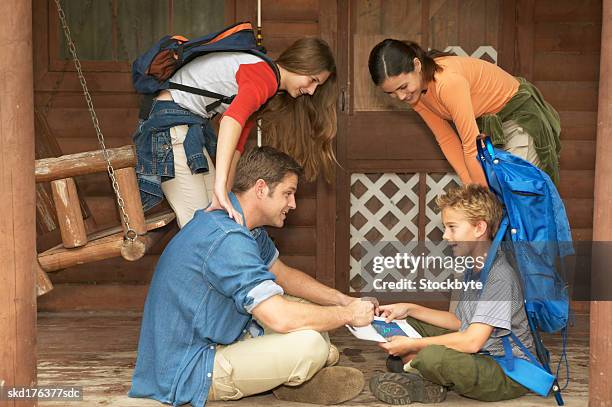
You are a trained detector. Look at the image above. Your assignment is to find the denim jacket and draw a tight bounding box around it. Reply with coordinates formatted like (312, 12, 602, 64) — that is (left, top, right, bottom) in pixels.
(133, 100, 218, 211)
(129, 193, 283, 407)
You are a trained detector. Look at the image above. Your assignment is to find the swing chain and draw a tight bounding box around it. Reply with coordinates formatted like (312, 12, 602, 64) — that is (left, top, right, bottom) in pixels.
(54, 0, 136, 242)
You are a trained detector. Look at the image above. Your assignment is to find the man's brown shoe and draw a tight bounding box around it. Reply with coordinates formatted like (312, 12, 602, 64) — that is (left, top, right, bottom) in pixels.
(273, 366, 365, 405)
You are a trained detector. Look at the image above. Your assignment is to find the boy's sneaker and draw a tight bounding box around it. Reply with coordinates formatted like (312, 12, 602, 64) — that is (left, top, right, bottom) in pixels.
(370, 372, 447, 404)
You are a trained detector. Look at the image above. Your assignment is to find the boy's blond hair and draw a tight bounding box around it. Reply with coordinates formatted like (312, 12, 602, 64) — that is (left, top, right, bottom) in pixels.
(435, 184, 503, 239)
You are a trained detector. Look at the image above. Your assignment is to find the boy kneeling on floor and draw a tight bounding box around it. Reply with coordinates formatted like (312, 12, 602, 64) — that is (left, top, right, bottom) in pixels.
(371, 184, 534, 404)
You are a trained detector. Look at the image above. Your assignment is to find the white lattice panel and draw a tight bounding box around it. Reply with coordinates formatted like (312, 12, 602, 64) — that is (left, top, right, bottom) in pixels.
(348, 172, 463, 292)
(444, 45, 498, 64)
(423, 173, 461, 283)
(349, 173, 419, 293)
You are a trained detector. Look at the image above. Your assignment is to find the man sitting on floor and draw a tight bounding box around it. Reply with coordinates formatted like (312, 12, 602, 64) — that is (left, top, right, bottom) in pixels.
(370, 184, 535, 404)
(129, 146, 374, 407)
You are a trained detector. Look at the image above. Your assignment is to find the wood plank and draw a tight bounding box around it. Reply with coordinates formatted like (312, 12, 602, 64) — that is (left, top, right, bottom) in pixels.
(49, 255, 159, 284)
(534, 0, 602, 22)
(559, 140, 597, 170)
(44, 107, 139, 139)
(279, 255, 316, 277)
(564, 198, 594, 229)
(35, 92, 141, 109)
(558, 170, 595, 199)
(534, 21, 602, 52)
(37, 284, 148, 311)
(515, 0, 535, 80)
(34, 312, 591, 404)
(266, 226, 316, 255)
(318, 0, 337, 55)
(498, 0, 517, 73)
(347, 112, 442, 160)
(58, 137, 133, 154)
(590, 2, 612, 402)
(535, 81, 599, 111)
(261, 36, 303, 57)
(559, 110, 598, 140)
(296, 179, 318, 198)
(263, 21, 318, 37)
(571, 228, 593, 241)
(533, 52, 600, 81)
(263, 0, 319, 22)
(35, 145, 135, 182)
(0, 0, 37, 398)
(285, 198, 316, 226)
(316, 178, 337, 288)
(346, 159, 451, 173)
(35, 71, 134, 93)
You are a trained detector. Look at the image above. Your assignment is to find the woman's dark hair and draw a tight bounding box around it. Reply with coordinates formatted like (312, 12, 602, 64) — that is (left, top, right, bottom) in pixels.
(368, 39, 451, 85)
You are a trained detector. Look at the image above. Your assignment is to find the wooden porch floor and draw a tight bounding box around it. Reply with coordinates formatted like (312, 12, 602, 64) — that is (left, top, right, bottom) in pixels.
(37, 311, 589, 407)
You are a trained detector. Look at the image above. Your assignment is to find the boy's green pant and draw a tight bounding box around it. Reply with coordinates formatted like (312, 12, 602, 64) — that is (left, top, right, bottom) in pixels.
(406, 316, 529, 402)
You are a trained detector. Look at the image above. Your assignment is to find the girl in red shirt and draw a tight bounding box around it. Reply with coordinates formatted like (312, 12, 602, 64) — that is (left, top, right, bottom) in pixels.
(143, 37, 337, 227)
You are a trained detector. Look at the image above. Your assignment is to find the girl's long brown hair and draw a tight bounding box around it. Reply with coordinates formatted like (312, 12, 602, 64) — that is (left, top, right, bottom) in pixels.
(257, 37, 338, 183)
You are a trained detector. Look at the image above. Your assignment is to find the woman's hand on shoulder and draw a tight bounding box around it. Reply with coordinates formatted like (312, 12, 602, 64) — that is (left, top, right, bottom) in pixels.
(206, 185, 244, 226)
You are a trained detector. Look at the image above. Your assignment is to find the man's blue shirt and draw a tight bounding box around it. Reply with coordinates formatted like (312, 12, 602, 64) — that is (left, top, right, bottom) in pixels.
(129, 193, 283, 407)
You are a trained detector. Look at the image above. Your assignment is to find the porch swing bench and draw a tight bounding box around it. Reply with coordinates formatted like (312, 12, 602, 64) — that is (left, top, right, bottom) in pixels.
(34, 0, 175, 282)
(35, 145, 175, 273)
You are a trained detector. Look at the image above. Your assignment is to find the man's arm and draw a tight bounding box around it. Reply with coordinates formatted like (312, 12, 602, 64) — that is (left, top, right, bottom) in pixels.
(269, 259, 354, 306)
(252, 294, 374, 333)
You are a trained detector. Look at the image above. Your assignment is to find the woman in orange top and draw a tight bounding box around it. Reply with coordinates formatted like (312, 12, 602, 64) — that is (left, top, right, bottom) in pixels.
(368, 39, 561, 186)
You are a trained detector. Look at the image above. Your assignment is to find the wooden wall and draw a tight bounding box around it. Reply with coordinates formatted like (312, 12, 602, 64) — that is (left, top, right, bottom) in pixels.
(514, 0, 601, 242)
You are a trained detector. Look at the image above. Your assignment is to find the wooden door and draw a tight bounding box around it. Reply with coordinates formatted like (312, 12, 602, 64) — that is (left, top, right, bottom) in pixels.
(335, 0, 508, 297)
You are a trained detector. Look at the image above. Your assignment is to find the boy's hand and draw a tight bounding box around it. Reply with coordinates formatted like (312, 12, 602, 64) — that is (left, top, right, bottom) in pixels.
(377, 303, 414, 322)
(378, 336, 419, 357)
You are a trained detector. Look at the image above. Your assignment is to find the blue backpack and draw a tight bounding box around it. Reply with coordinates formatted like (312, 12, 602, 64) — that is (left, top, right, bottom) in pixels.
(132, 22, 279, 115)
(476, 136, 573, 405)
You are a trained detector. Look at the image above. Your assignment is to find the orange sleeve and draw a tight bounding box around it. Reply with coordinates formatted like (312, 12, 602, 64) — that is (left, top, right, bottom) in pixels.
(435, 74, 487, 186)
(414, 105, 471, 184)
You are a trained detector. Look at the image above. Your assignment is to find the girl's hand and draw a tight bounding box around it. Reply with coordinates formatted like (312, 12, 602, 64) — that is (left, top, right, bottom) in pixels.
(377, 303, 413, 322)
(378, 336, 418, 357)
(206, 186, 244, 226)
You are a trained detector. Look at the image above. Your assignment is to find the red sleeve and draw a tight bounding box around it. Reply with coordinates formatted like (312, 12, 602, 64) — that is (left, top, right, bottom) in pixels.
(222, 61, 278, 153)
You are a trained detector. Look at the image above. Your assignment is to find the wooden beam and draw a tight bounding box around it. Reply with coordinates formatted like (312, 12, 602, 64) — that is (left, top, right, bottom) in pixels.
(51, 178, 88, 248)
(589, 0, 612, 404)
(35, 145, 135, 183)
(114, 168, 147, 236)
(38, 212, 175, 272)
(35, 257, 53, 296)
(0, 0, 37, 404)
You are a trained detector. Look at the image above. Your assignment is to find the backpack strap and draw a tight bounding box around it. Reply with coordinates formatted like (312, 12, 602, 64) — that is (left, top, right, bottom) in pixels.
(167, 82, 236, 112)
(478, 216, 510, 285)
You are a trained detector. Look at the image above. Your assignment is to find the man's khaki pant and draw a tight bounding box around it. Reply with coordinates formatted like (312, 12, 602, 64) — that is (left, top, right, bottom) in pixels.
(208, 296, 331, 401)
